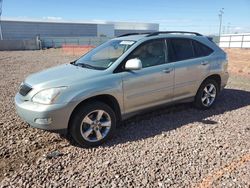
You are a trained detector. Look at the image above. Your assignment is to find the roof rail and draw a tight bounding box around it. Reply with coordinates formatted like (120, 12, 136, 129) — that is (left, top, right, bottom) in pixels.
(146, 31, 203, 37)
(118, 32, 151, 37)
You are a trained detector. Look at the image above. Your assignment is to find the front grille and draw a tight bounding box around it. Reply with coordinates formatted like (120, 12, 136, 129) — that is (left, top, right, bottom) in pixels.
(19, 83, 32, 96)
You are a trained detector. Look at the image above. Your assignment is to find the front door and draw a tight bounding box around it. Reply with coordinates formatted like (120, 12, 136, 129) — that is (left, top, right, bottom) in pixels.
(121, 39, 174, 114)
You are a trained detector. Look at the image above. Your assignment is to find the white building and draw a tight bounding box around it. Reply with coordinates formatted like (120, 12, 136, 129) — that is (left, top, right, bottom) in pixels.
(1, 19, 159, 39)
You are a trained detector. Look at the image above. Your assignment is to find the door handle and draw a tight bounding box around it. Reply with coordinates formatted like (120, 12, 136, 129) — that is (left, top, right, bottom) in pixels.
(163, 68, 173, 73)
(201, 61, 209, 65)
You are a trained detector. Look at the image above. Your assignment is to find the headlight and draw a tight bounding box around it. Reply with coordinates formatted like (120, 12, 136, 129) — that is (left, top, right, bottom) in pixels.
(32, 87, 67, 104)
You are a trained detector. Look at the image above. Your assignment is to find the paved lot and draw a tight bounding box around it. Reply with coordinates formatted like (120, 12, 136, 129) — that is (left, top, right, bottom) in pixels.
(0, 49, 249, 187)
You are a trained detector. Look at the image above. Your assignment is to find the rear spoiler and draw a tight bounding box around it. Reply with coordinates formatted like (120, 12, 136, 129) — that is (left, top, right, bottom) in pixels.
(206, 36, 214, 42)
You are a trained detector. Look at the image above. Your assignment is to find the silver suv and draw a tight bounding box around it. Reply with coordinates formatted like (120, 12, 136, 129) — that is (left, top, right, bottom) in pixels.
(15, 31, 229, 147)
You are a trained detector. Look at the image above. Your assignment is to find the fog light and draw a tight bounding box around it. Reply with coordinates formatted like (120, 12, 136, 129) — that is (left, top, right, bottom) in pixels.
(34, 118, 52, 125)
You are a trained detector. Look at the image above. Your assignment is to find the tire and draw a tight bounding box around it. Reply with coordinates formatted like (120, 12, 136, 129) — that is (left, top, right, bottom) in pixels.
(194, 79, 219, 110)
(69, 101, 116, 147)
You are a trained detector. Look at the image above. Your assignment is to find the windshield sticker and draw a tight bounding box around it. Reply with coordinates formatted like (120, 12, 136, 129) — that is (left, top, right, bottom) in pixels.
(120, 41, 135, 45)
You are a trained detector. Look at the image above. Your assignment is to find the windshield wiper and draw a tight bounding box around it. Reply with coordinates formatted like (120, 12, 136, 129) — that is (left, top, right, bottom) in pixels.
(76, 63, 104, 70)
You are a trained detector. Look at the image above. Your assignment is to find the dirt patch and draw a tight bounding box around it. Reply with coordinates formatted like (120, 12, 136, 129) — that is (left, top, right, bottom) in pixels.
(224, 48, 250, 77)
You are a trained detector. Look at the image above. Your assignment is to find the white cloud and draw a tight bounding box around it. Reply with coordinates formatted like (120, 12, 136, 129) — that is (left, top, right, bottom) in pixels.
(153, 19, 193, 24)
(234, 27, 242, 30)
(42, 16, 63, 21)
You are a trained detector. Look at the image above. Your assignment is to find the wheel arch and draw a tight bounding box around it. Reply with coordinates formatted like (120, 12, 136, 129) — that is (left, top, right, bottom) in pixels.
(68, 94, 122, 129)
(196, 74, 222, 96)
(203, 74, 221, 90)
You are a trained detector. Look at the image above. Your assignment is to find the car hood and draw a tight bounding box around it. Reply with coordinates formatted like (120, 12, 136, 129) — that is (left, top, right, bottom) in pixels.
(25, 64, 103, 88)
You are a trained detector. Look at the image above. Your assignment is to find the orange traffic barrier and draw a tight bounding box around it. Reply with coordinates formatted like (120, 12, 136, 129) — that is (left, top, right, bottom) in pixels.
(62, 44, 95, 56)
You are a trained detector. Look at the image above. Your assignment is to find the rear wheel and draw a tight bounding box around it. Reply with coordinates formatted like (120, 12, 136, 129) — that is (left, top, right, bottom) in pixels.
(194, 79, 219, 109)
(69, 101, 116, 147)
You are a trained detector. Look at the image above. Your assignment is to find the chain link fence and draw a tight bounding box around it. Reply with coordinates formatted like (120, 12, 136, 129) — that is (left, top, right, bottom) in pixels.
(41, 37, 111, 49)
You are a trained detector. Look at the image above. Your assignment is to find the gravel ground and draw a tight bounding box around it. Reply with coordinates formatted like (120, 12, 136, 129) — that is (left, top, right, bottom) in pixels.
(0, 49, 250, 187)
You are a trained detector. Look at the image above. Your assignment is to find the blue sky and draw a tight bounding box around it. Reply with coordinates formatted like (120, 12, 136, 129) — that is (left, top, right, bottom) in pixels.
(1, 0, 250, 34)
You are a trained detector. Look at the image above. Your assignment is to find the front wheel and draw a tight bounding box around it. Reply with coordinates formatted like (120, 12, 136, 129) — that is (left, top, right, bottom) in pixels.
(194, 79, 219, 110)
(69, 102, 116, 147)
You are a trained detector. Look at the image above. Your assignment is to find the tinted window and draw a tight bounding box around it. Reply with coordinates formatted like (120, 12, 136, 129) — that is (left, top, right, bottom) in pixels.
(193, 41, 213, 57)
(127, 40, 166, 68)
(169, 39, 194, 61)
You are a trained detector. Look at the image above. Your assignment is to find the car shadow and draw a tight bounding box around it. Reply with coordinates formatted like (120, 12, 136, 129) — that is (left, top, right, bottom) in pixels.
(101, 88, 250, 147)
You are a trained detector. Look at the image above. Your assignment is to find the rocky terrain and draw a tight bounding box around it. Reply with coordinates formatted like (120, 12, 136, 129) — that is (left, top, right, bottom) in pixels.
(0, 49, 249, 187)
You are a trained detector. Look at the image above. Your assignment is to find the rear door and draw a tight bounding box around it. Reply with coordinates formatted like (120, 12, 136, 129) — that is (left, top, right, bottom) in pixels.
(168, 38, 213, 101)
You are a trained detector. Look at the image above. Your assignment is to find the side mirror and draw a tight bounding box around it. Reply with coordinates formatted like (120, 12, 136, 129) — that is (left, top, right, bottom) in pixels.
(125, 58, 142, 70)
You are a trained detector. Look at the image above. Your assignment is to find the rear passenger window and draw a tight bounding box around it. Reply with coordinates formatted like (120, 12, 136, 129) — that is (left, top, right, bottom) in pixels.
(192, 41, 213, 57)
(169, 39, 194, 61)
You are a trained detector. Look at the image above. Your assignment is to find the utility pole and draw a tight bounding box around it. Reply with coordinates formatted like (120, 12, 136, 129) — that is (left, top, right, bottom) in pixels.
(227, 22, 231, 34)
(0, 0, 3, 40)
(218, 8, 224, 38)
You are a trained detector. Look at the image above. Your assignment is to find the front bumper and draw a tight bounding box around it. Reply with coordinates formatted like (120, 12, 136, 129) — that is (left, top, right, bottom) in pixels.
(15, 93, 76, 132)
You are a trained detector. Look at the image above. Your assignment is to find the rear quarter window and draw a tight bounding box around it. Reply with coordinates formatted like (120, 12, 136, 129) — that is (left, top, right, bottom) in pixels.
(192, 40, 214, 57)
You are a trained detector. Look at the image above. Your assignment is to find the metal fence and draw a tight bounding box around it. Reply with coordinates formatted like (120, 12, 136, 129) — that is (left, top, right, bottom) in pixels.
(37, 35, 231, 50)
(219, 33, 250, 48)
(0, 39, 40, 51)
(41, 37, 111, 48)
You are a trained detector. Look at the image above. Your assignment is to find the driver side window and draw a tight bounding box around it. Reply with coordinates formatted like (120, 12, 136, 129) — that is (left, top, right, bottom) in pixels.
(127, 40, 166, 68)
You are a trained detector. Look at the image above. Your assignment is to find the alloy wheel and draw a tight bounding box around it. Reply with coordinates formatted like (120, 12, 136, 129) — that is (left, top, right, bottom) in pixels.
(80, 110, 111, 142)
(201, 83, 217, 107)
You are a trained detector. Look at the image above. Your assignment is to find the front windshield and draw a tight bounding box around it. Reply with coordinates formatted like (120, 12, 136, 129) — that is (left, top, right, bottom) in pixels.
(75, 40, 135, 70)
